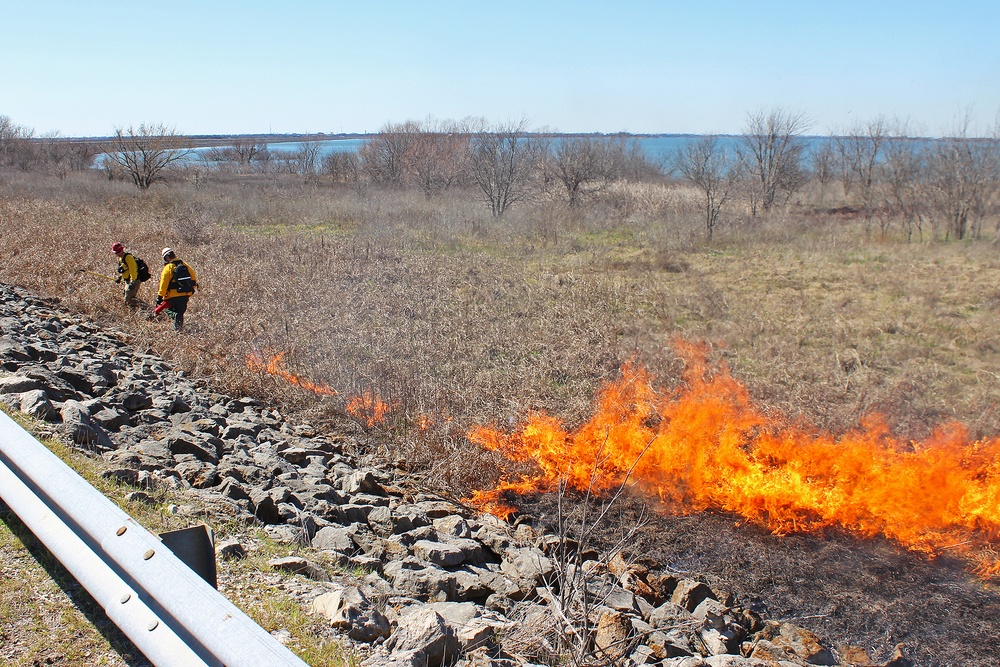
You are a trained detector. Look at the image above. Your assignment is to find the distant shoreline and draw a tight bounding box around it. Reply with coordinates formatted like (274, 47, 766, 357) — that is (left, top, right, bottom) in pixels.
(38, 131, 742, 147)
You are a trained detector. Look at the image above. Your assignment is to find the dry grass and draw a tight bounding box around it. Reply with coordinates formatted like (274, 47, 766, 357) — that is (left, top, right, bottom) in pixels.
(2, 170, 999, 496)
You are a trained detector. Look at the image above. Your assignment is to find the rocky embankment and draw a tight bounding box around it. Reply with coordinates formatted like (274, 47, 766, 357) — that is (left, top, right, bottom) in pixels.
(0, 282, 913, 667)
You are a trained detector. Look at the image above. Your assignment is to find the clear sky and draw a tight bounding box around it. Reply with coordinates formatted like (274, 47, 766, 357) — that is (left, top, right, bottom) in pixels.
(2, 0, 998, 138)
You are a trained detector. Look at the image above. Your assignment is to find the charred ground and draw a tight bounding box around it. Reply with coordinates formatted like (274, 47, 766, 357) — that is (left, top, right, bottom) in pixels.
(518, 490, 1000, 667)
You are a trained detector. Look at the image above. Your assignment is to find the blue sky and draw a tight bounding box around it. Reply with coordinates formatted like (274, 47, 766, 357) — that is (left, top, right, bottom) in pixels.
(2, 0, 998, 137)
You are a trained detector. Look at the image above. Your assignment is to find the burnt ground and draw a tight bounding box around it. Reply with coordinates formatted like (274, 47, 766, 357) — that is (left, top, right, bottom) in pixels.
(516, 493, 1000, 667)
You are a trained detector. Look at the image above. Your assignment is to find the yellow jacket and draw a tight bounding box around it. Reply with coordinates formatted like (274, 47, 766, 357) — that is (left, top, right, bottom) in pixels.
(117, 253, 139, 283)
(158, 260, 198, 299)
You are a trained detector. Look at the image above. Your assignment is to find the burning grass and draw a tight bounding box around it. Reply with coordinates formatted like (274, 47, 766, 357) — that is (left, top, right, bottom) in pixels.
(467, 342, 1000, 577)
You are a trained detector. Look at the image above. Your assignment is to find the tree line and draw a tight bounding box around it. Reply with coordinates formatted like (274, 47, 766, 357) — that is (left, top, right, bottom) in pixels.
(3, 111, 1000, 242)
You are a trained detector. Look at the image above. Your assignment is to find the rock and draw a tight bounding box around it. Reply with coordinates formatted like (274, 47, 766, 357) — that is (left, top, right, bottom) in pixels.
(0, 375, 43, 394)
(264, 525, 311, 546)
(754, 622, 837, 666)
(0, 338, 32, 362)
(121, 391, 154, 412)
(18, 388, 56, 421)
(337, 469, 386, 495)
(704, 656, 757, 666)
(671, 579, 717, 613)
(384, 559, 456, 602)
(165, 430, 221, 464)
(648, 629, 695, 659)
(174, 459, 218, 489)
(649, 601, 694, 629)
(425, 601, 509, 653)
(692, 598, 730, 628)
(102, 468, 142, 486)
(383, 607, 455, 664)
(91, 406, 130, 431)
(699, 626, 741, 656)
(249, 489, 282, 525)
(500, 547, 553, 595)
(216, 539, 246, 560)
(413, 540, 466, 568)
(60, 399, 113, 450)
(125, 491, 156, 504)
(313, 526, 359, 554)
(268, 556, 330, 582)
(433, 515, 473, 539)
(367, 505, 395, 536)
(594, 609, 633, 662)
(450, 567, 492, 602)
(312, 585, 390, 642)
(629, 644, 659, 665)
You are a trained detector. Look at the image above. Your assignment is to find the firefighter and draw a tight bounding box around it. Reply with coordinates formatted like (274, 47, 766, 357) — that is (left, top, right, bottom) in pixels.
(156, 247, 198, 331)
(111, 242, 145, 309)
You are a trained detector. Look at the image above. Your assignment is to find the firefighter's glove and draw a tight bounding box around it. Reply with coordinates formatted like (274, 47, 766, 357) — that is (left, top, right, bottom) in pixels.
(156, 296, 163, 305)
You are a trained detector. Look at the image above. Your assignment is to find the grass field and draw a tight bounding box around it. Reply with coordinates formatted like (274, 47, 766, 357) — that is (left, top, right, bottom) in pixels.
(2, 166, 1000, 665)
(2, 169, 998, 496)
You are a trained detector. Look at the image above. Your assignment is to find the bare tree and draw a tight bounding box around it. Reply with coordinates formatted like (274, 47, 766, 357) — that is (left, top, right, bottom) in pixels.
(322, 150, 362, 189)
(808, 136, 837, 206)
(673, 136, 736, 240)
(0, 115, 37, 171)
(740, 108, 810, 216)
(468, 118, 545, 218)
(294, 140, 322, 176)
(103, 123, 191, 190)
(881, 121, 928, 242)
(232, 138, 269, 167)
(409, 117, 472, 197)
(207, 139, 270, 172)
(926, 116, 1000, 240)
(837, 117, 887, 237)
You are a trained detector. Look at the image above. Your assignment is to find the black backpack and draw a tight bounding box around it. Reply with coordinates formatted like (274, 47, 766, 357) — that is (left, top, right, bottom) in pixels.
(168, 260, 196, 293)
(134, 255, 151, 282)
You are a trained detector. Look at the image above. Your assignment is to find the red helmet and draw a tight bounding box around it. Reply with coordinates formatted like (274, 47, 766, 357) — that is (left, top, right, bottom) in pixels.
(111, 242, 124, 253)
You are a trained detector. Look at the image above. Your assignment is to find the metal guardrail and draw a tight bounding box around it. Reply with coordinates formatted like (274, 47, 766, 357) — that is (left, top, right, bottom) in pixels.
(0, 410, 311, 667)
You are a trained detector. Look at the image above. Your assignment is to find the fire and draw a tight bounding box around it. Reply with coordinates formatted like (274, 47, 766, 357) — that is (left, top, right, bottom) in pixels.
(246, 350, 339, 396)
(468, 342, 1000, 575)
(246, 350, 397, 428)
(416, 412, 453, 431)
(346, 390, 391, 427)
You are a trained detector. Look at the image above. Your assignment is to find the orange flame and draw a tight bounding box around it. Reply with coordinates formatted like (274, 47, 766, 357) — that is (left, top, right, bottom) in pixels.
(468, 342, 1000, 575)
(246, 350, 339, 396)
(346, 390, 391, 427)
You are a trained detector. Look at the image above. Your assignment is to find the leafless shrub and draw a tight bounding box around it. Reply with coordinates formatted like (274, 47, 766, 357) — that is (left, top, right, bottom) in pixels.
(548, 135, 646, 209)
(102, 123, 192, 190)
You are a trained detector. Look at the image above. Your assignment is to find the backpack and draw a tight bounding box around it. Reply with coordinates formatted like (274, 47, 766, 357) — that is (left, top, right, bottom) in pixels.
(134, 255, 151, 282)
(168, 260, 196, 293)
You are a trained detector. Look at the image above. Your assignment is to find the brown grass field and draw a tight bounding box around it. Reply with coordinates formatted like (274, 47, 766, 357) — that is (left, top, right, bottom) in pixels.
(1, 166, 1000, 665)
